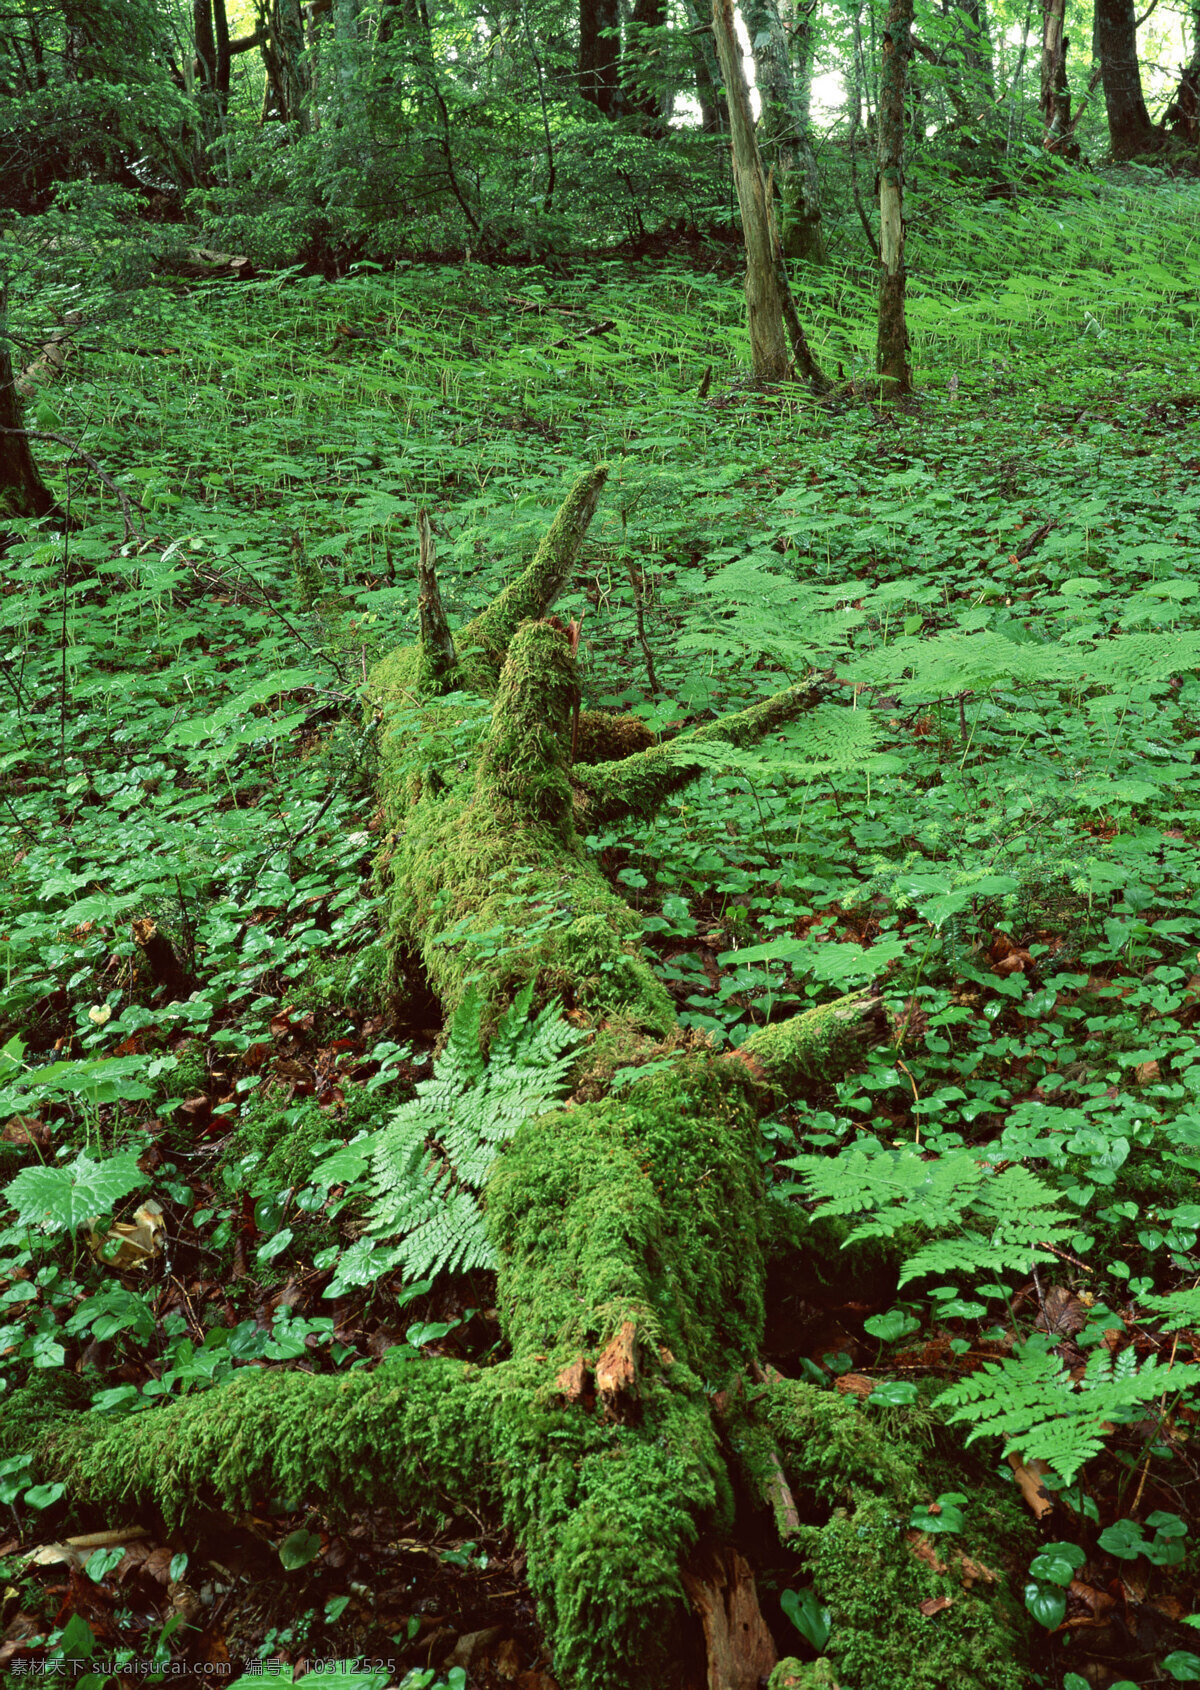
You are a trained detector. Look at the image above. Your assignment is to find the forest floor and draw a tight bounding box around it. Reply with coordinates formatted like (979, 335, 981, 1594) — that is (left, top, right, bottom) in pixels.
(1, 168, 1200, 1689)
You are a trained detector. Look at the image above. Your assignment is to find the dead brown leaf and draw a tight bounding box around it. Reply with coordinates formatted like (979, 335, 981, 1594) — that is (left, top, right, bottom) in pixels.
(87, 1202, 164, 1272)
(141, 1546, 173, 1584)
(994, 950, 1033, 976)
(1066, 1579, 1116, 1627)
(23, 1544, 82, 1570)
(1, 1117, 48, 1150)
(495, 1637, 522, 1680)
(445, 1625, 503, 1669)
(1035, 1285, 1088, 1339)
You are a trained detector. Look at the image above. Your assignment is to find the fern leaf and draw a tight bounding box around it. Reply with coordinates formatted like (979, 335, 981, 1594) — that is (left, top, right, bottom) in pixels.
(365, 987, 581, 1284)
(937, 1338, 1200, 1483)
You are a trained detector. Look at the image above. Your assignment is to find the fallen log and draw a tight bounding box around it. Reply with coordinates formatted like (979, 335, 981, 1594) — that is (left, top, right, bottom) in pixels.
(2, 469, 1032, 1690)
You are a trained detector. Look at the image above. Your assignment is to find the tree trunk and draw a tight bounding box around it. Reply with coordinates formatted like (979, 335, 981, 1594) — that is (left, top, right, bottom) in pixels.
(191, 0, 220, 173)
(711, 0, 828, 388)
(1166, 0, 1200, 140)
(876, 0, 914, 394)
(2, 471, 895, 1690)
(580, 0, 622, 113)
(1096, 0, 1157, 157)
(1040, 0, 1073, 142)
(682, 0, 726, 131)
(0, 305, 55, 524)
(261, 0, 311, 124)
(944, 0, 995, 98)
(214, 0, 231, 97)
(743, 0, 827, 263)
(711, 0, 789, 379)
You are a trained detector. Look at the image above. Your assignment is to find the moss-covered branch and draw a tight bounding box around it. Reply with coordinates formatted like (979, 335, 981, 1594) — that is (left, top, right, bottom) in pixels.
(573, 681, 828, 826)
(731, 992, 886, 1100)
(370, 464, 607, 706)
(377, 619, 675, 1027)
(457, 464, 608, 688)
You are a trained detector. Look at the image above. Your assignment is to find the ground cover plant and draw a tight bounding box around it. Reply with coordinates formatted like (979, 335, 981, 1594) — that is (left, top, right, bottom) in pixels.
(0, 164, 1200, 1689)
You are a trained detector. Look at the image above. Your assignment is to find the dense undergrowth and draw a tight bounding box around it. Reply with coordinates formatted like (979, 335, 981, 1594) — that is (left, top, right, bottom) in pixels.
(1, 167, 1200, 1686)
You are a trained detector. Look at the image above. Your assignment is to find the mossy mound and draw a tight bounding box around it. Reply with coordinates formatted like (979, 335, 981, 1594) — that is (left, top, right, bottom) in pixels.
(763, 1379, 1033, 1690)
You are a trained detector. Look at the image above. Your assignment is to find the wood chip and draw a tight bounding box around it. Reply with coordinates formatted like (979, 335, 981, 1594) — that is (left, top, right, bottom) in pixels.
(65, 1527, 150, 1551)
(1008, 1453, 1054, 1520)
(904, 1531, 948, 1575)
(595, 1321, 639, 1413)
(555, 1358, 589, 1403)
(918, 1596, 953, 1617)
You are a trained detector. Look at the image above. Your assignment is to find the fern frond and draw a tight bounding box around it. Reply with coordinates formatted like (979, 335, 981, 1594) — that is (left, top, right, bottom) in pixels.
(1139, 1286, 1200, 1330)
(787, 1145, 1070, 1283)
(366, 986, 581, 1284)
(938, 1339, 1200, 1483)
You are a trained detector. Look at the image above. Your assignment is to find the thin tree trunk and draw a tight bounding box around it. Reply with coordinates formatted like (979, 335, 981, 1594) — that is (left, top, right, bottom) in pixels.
(711, 0, 828, 386)
(214, 0, 231, 96)
(1040, 0, 1074, 140)
(192, 0, 220, 174)
(521, 0, 558, 207)
(1166, 0, 1200, 138)
(682, 0, 725, 129)
(711, 0, 791, 380)
(1096, 0, 1157, 156)
(743, 0, 826, 262)
(0, 303, 55, 523)
(876, 0, 914, 394)
(944, 0, 995, 97)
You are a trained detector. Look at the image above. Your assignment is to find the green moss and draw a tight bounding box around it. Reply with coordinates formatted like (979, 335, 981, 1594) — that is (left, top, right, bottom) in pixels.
(373, 622, 673, 1031)
(489, 1060, 766, 1376)
(574, 683, 824, 827)
(457, 466, 608, 691)
(797, 1494, 1027, 1690)
(736, 993, 880, 1099)
(290, 941, 389, 1026)
(762, 1378, 924, 1508)
(769, 1662, 839, 1690)
(10, 1344, 722, 1690)
(31, 1353, 490, 1525)
(227, 1082, 388, 1192)
(760, 1379, 1033, 1690)
(229, 1098, 337, 1191)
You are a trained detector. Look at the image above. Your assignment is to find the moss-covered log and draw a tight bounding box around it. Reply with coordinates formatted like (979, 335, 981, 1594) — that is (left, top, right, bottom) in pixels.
(8, 469, 1032, 1690)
